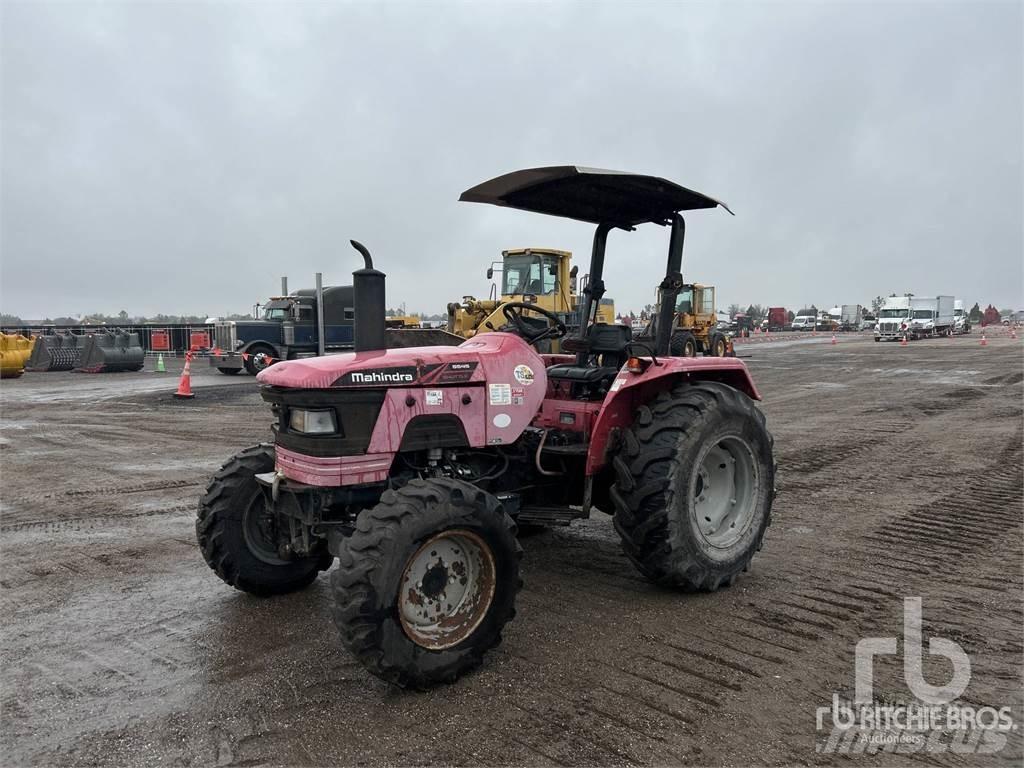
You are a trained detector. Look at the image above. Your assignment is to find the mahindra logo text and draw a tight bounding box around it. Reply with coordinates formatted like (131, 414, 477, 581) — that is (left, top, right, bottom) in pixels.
(350, 371, 415, 383)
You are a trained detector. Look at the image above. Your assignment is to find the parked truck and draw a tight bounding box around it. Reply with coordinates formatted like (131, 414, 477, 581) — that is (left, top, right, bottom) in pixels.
(209, 285, 356, 374)
(840, 304, 864, 331)
(875, 296, 912, 341)
(953, 300, 972, 334)
(907, 296, 955, 338)
(210, 280, 460, 374)
(760, 306, 787, 332)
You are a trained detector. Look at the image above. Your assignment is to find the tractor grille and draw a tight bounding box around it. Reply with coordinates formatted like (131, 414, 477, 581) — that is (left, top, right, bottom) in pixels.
(880, 322, 900, 333)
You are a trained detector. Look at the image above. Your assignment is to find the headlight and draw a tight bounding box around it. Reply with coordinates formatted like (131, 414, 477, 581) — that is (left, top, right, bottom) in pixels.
(289, 408, 337, 434)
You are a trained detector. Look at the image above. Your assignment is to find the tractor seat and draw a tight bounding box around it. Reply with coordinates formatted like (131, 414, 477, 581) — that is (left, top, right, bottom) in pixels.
(546, 323, 632, 384)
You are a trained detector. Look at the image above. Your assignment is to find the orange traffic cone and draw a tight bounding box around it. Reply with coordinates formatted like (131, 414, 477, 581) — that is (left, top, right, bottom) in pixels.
(831, 333, 837, 345)
(900, 334, 908, 347)
(980, 333, 987, 347)
(174, 351, 195, 399)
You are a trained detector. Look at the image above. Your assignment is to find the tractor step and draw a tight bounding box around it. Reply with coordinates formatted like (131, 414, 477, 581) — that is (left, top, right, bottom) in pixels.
(516, 506, 585, 527)
(540, 443, 588, 456)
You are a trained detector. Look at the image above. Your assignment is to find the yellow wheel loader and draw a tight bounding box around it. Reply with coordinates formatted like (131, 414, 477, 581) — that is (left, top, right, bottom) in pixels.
(447, 248, 614, 349)
(640, 282, 730, 357)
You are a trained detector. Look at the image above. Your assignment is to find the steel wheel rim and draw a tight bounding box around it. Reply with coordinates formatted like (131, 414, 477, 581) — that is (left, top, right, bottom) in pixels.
(251, 352, 272, 372)
(242, 491, 290, 565)
(399, 529, 496, 650)
(692, 436, 759, 548)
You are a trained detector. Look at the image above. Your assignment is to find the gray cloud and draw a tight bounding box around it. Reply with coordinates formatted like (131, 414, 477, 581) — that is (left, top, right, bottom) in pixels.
(2, 1, 1021, 319)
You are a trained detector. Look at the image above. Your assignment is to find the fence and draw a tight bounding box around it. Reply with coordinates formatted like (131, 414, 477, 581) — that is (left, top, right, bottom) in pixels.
(0, 324, 215, 354)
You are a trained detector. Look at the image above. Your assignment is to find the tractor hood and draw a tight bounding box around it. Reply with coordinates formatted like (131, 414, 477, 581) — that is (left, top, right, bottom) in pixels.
(257, 332, 545, 391)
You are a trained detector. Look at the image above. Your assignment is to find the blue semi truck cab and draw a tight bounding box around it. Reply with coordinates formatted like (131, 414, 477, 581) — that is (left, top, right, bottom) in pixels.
(209, 285, 355, 375)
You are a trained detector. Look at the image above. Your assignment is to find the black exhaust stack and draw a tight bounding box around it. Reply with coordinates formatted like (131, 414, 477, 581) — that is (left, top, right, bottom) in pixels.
(350, 240, 387, 352)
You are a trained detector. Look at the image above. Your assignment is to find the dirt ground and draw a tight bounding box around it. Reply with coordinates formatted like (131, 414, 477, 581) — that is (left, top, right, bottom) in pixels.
(1, 334, 1021, 767)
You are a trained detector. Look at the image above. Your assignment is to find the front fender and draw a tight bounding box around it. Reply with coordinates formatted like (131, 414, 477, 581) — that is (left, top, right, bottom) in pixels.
(585, 357, 761, 475)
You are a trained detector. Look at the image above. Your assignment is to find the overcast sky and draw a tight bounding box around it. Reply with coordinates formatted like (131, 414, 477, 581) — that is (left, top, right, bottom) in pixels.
(2, 1, 1021, 320)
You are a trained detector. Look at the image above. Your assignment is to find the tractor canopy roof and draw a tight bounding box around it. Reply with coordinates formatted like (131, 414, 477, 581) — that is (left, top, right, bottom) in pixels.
(460, 166, 732, 226)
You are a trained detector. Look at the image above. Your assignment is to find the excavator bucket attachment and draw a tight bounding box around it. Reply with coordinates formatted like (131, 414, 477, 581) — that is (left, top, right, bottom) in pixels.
(75, 332, 146, 373)
(0, 333, 35, 378)
(26, 333, 87, 372)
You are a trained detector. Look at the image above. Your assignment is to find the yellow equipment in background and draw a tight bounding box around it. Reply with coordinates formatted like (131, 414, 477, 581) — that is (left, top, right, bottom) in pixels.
(667, 283, 729, 357)
(385, 315, 422, 328)
(0, 333, 35, 378)
(447, 247, 615, 345)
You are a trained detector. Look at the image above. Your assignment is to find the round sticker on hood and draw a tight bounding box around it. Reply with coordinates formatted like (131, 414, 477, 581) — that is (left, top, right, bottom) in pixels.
(513, 364, 535, 386)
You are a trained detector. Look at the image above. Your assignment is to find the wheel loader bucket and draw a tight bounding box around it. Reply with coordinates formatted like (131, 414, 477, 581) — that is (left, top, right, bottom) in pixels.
(0, 333, 35, 378)
(26, 333, 86, 372)
(75, 331, 146, 373)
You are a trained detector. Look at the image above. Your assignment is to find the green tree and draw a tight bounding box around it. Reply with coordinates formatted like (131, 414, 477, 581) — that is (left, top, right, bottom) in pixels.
(969, 302, 982, 322)
(0, 313, 24, 325)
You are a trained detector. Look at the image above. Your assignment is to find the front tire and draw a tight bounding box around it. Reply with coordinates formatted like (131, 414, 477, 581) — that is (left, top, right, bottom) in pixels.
(196, 444, 332, 596)
(332, 478, 522, 688)
(670, 331, 698, 357)
(610, 382, 774, 590)
(243, 345, 277, 375)
(707, 333, 728, 357)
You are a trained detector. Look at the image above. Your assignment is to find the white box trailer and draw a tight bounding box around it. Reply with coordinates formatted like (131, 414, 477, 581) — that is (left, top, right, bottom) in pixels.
(907, 296, 955, 338)
(840, 304, 863, 330)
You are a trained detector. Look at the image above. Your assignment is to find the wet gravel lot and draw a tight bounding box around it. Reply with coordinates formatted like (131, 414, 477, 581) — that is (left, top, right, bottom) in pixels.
(1, 333, 1021, 766)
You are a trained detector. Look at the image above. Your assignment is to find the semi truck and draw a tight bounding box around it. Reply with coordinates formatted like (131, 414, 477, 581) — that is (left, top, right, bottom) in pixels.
(210, 278, 459, 374)
(760, 306, 787, 332)
(208, 284, 357, 374)
(874, 295, 955, 341)
(875, 296, 912, 341)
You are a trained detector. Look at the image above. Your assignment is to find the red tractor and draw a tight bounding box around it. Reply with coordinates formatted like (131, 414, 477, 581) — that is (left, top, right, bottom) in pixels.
(198, 167, 775, 687)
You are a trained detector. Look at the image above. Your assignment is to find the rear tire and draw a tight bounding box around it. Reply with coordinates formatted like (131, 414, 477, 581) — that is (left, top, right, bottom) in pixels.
(332, 478, 522, 688)
(610, 382, 774, 589)
(670, 331, 698, 357)
(196, 444, 332, 596)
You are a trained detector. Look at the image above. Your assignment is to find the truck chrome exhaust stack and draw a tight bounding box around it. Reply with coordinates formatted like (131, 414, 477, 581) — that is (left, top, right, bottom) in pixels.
(350, 240, 387, 353)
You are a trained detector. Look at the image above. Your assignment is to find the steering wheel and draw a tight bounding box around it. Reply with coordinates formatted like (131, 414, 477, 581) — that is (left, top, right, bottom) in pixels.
(500, 302, 567, 346)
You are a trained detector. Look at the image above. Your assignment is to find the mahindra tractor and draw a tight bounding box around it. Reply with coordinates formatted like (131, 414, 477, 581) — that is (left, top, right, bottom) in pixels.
(198, 166, 775, 688)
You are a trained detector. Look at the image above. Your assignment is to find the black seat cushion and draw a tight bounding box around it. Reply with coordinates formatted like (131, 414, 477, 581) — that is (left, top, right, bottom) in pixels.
(546, 364, 620, 383)
(546, 323, 632, 385)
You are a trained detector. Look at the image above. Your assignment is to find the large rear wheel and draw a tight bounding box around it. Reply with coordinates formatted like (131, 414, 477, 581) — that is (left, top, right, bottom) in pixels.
(331, 478, 521, 688)
(196, 444, 332, 596)
(610, 382, 774, 589)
